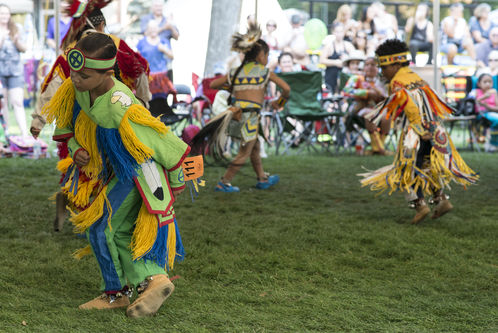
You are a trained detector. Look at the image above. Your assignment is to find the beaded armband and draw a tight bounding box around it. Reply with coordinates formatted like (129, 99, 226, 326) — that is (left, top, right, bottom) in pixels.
(276, 96, 288, 107)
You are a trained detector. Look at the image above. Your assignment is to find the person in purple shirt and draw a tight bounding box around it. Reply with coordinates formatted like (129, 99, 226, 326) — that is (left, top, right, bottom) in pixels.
(46, 10, 72, 50)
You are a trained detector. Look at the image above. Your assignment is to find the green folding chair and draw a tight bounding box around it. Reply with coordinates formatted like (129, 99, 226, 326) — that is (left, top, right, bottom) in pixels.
(275, 71, 347, 155)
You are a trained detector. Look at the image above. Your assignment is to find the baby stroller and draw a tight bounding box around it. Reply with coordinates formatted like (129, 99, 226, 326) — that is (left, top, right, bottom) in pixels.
(148, 82, 194, 137)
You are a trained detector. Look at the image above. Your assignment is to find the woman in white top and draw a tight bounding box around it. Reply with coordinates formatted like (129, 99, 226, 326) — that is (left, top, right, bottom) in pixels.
(441, 3, 476, 65)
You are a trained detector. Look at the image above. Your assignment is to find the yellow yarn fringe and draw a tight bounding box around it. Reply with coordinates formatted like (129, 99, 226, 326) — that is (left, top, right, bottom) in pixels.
(62, 177, 100, 209)
(74, 111, 102, 178)
(130, 203, 157, 261)
(127, 104, 168, 134)
(41, 78, 75, 128)
(56, 157, 73, 173)
(69, 185, 111, 233)
(166, 221, 177, 270)
(130, 203, 178, 270)
(360, 133, 478, 195)
(118, 105, 168, 164)
(73, 245, 92, 260)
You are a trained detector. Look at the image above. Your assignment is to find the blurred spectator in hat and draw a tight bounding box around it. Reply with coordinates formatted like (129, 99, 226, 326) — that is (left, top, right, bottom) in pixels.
(333, 4, 359, 42)
(440, 3, 476, 65)
(469, 3, 497, 44)
(140, 0, 179, 81)
(405, 3, 434, 65)
(320, 23, 354, 93)
(476, 26, 498, 67)
(281, 14, 309, 67)
(343, 56, 390, 155)
(342, 50, 365, 76)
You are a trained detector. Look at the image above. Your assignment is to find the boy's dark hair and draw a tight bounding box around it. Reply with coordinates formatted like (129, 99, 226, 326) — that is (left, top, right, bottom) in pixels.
(278, 51, 294, 64)
(75, 8, 106, 41)
(375, 39, 410, 67)
(75, 33, 121, 78)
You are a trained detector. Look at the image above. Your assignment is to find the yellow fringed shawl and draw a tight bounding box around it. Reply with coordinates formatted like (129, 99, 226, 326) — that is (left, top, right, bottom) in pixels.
(41, 78, 75, 128)
(118, 104, 169, 164)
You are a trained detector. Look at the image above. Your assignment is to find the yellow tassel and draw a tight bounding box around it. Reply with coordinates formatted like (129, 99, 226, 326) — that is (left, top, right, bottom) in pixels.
(166, 222, 177, 270)
(56, 157, 74, 173)
(130, 203, 157, 260)
(71, 178, 100, 208)
(126, 104, 168, 134)
(118, 105, 168, 164)
(73, 245, 92, 260)
(41, 78, 75, 128)
(74, 111, 102, 178)
(69, 185, 110, 233)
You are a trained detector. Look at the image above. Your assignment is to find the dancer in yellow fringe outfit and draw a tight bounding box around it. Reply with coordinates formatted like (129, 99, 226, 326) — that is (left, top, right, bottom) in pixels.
(359, 39, 478, 224)
(43, 33, 190, 317)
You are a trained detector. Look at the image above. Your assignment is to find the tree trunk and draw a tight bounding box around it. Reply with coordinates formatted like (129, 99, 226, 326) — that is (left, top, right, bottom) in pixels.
(204, 0, 243, 77)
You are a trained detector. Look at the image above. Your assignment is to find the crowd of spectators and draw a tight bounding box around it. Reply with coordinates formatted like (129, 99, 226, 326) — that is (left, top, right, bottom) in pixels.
(3, 1, 498, 156)
(231, 2, 498, 153)
(252, 2, 498, 95)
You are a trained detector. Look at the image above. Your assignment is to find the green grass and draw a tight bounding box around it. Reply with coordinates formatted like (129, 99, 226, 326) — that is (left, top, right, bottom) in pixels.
(0, 152, 497, 332)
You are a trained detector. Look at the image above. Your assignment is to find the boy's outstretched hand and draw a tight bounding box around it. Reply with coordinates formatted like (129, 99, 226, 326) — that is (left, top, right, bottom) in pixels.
(30, 127, 41, 139)
(74, 149, 90, 167)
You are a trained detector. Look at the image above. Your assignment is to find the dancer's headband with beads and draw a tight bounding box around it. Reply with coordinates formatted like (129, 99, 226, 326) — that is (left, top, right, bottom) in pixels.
(67, 47, 116, 72)
(377, 52, 410, 66)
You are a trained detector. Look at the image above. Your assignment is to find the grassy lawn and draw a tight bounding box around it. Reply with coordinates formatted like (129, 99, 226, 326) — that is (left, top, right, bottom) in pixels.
(0, 151, 497, 332)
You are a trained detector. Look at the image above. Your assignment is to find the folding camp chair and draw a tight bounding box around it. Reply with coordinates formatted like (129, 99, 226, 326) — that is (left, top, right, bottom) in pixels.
(149, 84, 194, 136)
(441, 74, 481, 151)
(274, 71, 347, 155)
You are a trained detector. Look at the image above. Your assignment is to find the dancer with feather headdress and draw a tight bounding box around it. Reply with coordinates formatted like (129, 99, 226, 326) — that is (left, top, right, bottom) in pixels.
(191, 22, 290, 192)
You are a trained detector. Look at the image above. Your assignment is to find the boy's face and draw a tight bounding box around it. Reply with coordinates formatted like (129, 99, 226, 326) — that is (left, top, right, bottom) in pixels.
(380, 63, 400, 82)
(70, 68, 109, 92)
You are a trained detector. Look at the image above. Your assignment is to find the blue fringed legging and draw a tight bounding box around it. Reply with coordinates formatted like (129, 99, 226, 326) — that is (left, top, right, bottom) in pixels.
(87, 177, 166, 293)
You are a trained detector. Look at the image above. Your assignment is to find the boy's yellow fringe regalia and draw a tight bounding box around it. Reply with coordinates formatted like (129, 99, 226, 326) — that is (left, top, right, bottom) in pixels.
(43, 77, 192, 279)
(359, 66, 478, 196)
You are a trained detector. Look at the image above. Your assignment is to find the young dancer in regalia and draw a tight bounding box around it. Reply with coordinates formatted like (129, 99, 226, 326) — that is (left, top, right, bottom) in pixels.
(30, 0, 151, 230)
(42, 32, 189, 317)
(359, 39, 478, 224)
(191, 23, 290, 192)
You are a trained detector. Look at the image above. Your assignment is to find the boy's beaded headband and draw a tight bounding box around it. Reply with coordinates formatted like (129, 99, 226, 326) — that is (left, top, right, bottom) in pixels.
(67, 48, 116, 72)
(377, 52, 410, 66)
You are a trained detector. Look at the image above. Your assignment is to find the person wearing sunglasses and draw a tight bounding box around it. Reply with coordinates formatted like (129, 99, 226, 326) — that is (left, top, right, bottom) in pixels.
(476, 26, 498, 67)
(487, 50, 498, 75)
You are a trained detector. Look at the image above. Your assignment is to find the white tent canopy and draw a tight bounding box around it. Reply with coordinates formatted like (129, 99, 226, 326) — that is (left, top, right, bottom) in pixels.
(164, 0, 288, 87)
